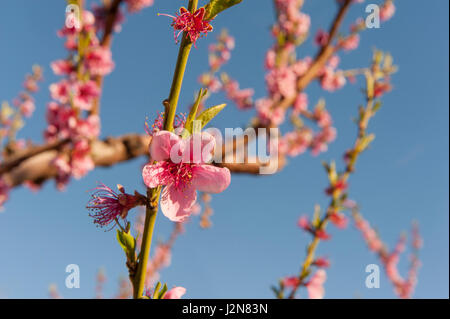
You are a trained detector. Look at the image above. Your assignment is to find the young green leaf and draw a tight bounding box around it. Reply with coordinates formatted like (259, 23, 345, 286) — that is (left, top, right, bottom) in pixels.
(204, 0, 243, 20)
(196, 103, 226, 128)
(157, 283, 168, 299)
(183, 88, 208, 137)
(116, 229, 136, 262)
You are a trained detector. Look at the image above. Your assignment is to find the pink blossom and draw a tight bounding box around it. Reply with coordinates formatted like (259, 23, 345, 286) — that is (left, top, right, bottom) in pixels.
(153, 244, 172, 268)
(327, 55, 340, 70)
(320, 68, 346, 91)
(19, 99, 35, 117)
(125, 0, 154, 13)
(329, 211, 348, 229)
(339, 34, 360, 51)
(355, 218, 384, 252)
(44, 102, 77, 141)
(297, 215, 312, 232)
(222, 79, 254, 109)
(84, 47, 115, 76)
(293, 93, 308, 114)
(316, 229, 331, 241)
(256, 98, 285, 126)
(265, 49, 276, 70)
(71, 139, 94, 179)
(49, 80, 71, 104)
(73, 80, 100, 110)
(266, 67, 297, 98)
(325, 179, 348, 196)
(142, 131, 231, 222)
(198, 74, 222, 93)
(163, 287, 186, 299)
(50, 60, 74, 75)
(87, 183, 144, 228)
(380, 1, 395, 22)
(313, 107, 332, 128)
(374, 82, 392, 97)
(53, 155, 72, 191)
(190, 203, 202, 216)
(311, 127, 337, 156)
(306, 270, 326, 299)
(282, 276, 300, 288)
(0, 178, 10, 210)
(23, 75, 39, 92)
(279, 129, 312, 157)
(315, 29, 329, 46)
(161, 7, 213, 46)
(292, 57, 312, 76)
(313, 257, 330, 268)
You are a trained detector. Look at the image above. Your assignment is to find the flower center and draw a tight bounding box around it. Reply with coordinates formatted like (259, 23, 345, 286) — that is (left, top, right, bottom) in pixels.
(166, 162, 194, 190)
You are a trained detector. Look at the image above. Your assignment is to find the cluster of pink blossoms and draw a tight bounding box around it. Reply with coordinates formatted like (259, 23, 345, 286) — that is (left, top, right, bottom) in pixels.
(1, 65, 43, 143)
(198, 31, 254, 110)
(46, 10, 114, 190)
(355, 216, 422, 298)
(0, 66, 44, 208)
(256, 0, 311, 127)
(254, 1, 340, 158)
(272, 0, 311, 40)
(17, 66, 43, 118)
(282, 255, 330, 299)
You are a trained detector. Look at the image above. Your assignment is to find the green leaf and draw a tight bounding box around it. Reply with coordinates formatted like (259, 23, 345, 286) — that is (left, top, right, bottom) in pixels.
(183, 88, 208, 138)
(157, 284, 168, 299)
(373, 101, 383, 113)
(153, 282, 162, 299)
(196, 103, 226, 128)
(116, 230, 136, 262)
(359, 134, 375, 152)
(312, 205, 321, 228)
(204, 0, 243, 20)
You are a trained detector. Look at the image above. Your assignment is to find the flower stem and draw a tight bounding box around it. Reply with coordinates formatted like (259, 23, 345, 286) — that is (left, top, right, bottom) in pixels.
(132, 0, 198, 298)
(133, 187, 161, 298)
(164, 0, 198, 131)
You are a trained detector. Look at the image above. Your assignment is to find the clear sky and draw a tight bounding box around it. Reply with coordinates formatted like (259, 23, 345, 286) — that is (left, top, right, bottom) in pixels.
(0, 0, 448, 299)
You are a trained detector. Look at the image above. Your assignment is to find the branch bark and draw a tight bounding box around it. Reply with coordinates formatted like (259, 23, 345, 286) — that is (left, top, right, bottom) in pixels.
(1, 133, 283, 189)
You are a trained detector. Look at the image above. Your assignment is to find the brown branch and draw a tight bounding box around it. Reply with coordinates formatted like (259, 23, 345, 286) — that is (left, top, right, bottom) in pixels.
(0, 139, 70, 175)
(1, 134, 148, 188)
(1, 133, 281, 189)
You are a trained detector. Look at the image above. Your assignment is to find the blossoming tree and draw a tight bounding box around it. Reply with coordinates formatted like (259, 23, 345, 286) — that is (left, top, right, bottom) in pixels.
(0, 0, 422, 299)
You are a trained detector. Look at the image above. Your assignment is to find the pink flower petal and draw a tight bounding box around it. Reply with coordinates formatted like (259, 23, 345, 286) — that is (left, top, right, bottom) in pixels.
(183, 132, 216, 163)
(142, 162, 171, 188)
(306, 270, 327, 299)
(163, 286, 186, 299)
(160, 184, 197, 222)
(192, 165, 231, 193)
(150, 131, 181, 162)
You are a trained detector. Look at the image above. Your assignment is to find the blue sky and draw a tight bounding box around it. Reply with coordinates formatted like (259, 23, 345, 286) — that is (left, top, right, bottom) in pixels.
(0, 0, 448, 299)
